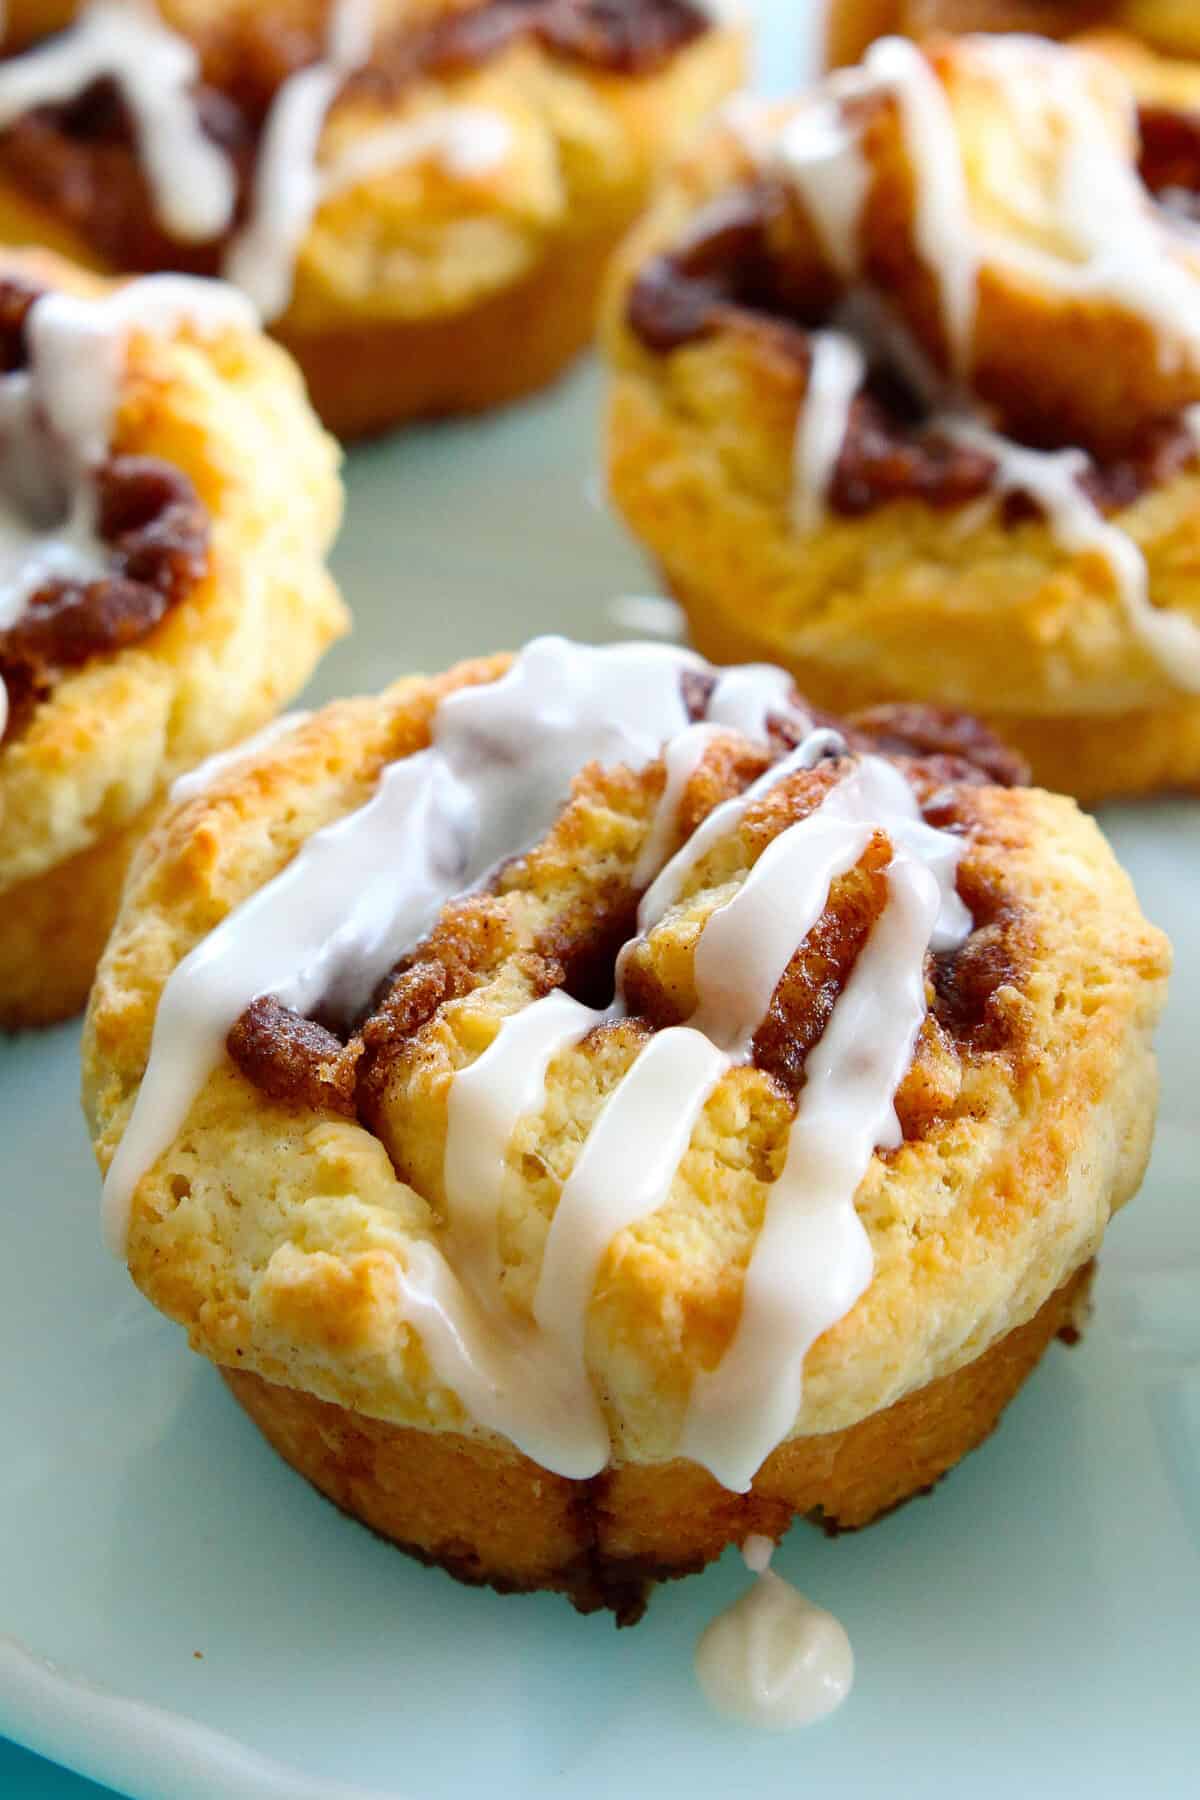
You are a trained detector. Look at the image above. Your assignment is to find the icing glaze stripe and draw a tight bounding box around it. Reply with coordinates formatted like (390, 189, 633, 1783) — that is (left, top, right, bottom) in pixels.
(0, 0, 237, 241)
(102, 637, 969, 1492)
(0, 273, 255, 736)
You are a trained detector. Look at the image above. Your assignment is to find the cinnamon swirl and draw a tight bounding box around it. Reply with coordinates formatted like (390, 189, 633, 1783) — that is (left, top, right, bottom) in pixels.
(83, 637, 1167, 1618)
(0, 247, 345, 1028)
(604, 30, 1200, 801)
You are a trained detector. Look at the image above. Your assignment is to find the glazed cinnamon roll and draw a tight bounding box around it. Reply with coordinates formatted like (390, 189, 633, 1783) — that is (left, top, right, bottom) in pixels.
(84, 637, 1167, 1619)
(0, 248, 345, 1029)
(0, 1, 745, 437)
(604, 30, 1200, 801)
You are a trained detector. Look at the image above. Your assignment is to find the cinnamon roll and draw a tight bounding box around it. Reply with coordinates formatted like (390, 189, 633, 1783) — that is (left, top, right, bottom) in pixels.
(603, 30, 1200, 802)
(0, 1, 745, 438)
(83, 637, 1167, 1619)
(0, 247, 345, 1029)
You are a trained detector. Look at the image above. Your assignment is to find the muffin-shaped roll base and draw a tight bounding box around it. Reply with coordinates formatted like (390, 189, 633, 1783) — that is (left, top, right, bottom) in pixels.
(0, 800, 156, 1032)
(224, 1261, 1092, 1623)
(0, 251, 346, 1028)
(281, 218, 636, 441)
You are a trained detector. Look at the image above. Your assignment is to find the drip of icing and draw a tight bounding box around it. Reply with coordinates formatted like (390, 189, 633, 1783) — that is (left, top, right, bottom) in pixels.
(695, 1536, 854, 1730)
(22, 275, 256, 464)
(683, 855, 942, 1489)
(967, 34, 1200, 363)
(859, 36, 978, 378)
(101, 638, 709, 1251)
(634, 728, 846, 937)
(168, 712, 311, 805)
(791, 331, 865, 533)
(102, 637, 968, 1489)
(223, 0, 510, 322)
(631, 722, 724, 887)
(772, 71, 874, 279)
(777, 34, 1200, 381)
(706, 661, 797, 737)
(943, 417, 1200, 693)
(0, 0, 237, 241)
(770, 39, 977, 376)
(0, 273, 255, 732)
(221, 0, 367, 324)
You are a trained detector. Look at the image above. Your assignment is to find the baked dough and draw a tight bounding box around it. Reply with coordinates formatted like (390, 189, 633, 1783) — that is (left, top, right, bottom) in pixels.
(603, 32, 1200, 800)
(83, 640, 1168, 1614)
(0, 1, 746, 436)
(0, 247, 345, 1028)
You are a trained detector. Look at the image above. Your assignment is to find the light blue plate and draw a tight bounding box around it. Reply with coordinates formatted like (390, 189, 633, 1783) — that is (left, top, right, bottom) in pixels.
(1, 5, 1197, 1794)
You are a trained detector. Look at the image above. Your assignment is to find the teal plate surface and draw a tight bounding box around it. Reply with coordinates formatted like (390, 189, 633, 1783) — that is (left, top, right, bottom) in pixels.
(1, 5, 1198, 1793)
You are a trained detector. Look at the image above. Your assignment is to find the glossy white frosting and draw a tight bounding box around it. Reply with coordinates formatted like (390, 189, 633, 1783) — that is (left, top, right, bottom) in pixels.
(0, 0, 515, 323)
(103, 636, 970, 1491)
(759, 35, 1200, 691)
(0, 0, 237, 241)
(943, 418, 1200, 692)
(791, 330, 865, 533)
(695, 1536, 854, 1729)
(0, 273, 255, 736)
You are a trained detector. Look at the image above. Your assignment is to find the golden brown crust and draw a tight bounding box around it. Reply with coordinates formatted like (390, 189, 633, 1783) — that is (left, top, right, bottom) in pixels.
(0, 793, 157, 1029)
(0, 247, 346, 1024)
(601, 47, 1200, 799)
(671, 567, 1200, 806)
(83, 654, 1168, 1488)
(224, 1260, 1094, 1619)
(274, 209, 635, 437)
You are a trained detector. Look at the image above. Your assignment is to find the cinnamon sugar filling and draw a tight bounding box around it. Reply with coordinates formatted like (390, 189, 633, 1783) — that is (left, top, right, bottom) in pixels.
(0, 0, 713, 272)
(625, 173, 1200, 514)
(225, 692, 1029, 1154)
(0, 277, 210, 742)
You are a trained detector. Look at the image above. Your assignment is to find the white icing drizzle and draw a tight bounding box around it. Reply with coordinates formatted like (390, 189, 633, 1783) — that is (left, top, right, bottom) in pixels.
(101, 638, 710, 1253)
(223, 0, 511, 321)
(222, 0, 371, 324)
(771, 39, 977, 377)
(102, 637, 970, 1490)
(168, 712, 312, 805)
(695, 1536, 854, 1730)
(943, 418, 1200, 693)
(631, 721, 723, 888)
(0, 273, 255, 736)
(772, 74, 872, 279)
(0, 0, 513, 322)
(760, 35, 1200, 692)
(968, 33, 1200, 361)
(533, 1026, 731, 1369)
(791, 331, 865, 533)
(0, 0, 237, 241)
(684, 856, 940, 1488)
(860, 36, 978, 378)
